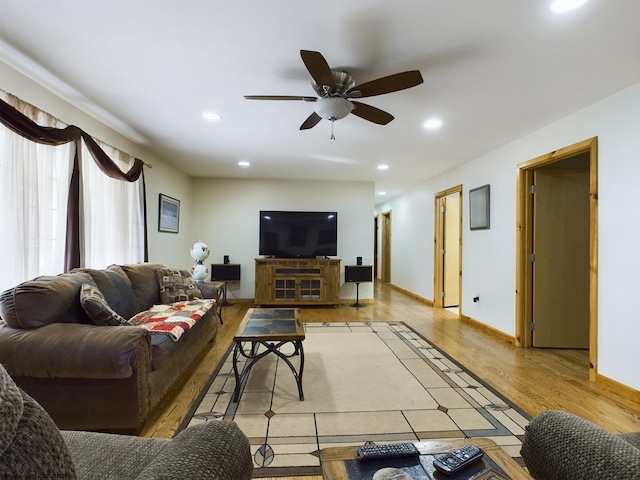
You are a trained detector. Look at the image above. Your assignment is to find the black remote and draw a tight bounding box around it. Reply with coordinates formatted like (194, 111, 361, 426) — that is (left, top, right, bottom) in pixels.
(432, 444, 484, 475)
(357, 442, 420, 462)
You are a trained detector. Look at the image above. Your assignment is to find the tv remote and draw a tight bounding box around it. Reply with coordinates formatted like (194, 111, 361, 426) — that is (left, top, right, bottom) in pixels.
(433, 444, 484, 475)
(357, 442, 420, 462)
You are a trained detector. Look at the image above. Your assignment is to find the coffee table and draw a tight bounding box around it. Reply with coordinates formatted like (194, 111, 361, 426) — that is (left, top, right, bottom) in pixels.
(320, 438, 532, 479)
(231, 307, 305, 403)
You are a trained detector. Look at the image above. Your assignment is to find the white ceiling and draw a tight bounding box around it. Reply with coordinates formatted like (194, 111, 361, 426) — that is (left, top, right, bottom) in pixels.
(1, 1, 639, 203)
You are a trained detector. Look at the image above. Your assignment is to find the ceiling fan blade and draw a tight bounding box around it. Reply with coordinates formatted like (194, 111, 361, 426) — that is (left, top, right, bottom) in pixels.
(350, 101, 394, 125)
(300, 50, 336, 93)
(300, 112, 322, 130)
(244, 95, 317, 102)
(347, 70, 423, 98)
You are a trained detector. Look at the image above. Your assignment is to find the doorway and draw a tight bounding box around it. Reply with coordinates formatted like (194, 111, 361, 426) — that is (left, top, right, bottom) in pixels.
(515, 138, 598, 380)
(434, 186, 462, 310)
(373, 215, 379, 280)
(381, 211, 392, 283)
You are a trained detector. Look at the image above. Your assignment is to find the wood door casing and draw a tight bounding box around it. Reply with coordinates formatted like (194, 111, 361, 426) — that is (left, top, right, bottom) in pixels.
(381, 211, 391, 283)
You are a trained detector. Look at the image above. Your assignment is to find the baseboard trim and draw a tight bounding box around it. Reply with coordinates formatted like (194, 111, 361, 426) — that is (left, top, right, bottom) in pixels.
(389, 283, 434, 306)
(460, 314, 516, 346)
(595, 372, 640, 404)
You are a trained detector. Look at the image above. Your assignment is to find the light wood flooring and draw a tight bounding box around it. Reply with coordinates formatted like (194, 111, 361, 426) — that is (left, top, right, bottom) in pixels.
(139, 282, 640, 480)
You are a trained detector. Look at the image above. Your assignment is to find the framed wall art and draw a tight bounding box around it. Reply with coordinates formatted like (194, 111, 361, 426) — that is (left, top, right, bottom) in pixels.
(158, 194, 180, 233)
(469, 184, 490, 230)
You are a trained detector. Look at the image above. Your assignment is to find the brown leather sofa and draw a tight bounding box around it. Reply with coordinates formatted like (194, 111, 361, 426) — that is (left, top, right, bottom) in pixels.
(0, 263, 221, 433)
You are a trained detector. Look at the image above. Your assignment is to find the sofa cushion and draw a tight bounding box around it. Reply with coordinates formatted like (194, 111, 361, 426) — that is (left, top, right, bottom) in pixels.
(79, 284, 130, 327)
(0, 273, 92, 329)
(0, 365, 76, 479)
(73, 266, 137, 319)
(155, 268, 202, 304)
(120, 263, 165, 312)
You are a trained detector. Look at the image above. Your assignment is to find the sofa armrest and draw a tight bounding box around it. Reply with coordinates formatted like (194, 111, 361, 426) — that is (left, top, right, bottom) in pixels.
(0, 322, 151, 379)
(196, 281, 224, 324)
(135, 422, 253, 480)
(521, 410, 640, 480)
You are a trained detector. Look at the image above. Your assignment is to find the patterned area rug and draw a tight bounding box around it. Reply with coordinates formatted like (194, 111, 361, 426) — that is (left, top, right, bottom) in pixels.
(180, 322, 529, 477)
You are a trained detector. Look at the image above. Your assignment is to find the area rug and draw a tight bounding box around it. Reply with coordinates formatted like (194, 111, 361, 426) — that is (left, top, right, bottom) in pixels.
(180, 322, 530, 477)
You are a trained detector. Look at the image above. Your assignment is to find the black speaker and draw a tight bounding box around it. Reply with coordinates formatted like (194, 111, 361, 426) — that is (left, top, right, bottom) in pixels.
(211, 264, 241, 281)
(356, 256, 362, 265)
(345, 265, 372, 283)
(223, 255, 229, 264)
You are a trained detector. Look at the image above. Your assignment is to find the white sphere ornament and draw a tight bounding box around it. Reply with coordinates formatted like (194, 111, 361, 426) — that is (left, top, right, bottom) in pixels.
(190, 240, 210, 262)
(192, 263, 209, 282)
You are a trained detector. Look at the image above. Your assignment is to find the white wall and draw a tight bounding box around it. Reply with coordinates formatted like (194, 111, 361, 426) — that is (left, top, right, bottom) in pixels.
(377, 82, 640, 391)
(190, 178, 375, 301)
(0, 60, 194, 269)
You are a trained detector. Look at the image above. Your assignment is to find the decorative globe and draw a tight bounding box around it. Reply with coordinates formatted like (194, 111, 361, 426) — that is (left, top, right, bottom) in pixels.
(191, 263, 209, 282)
(190, 240, 210, 262)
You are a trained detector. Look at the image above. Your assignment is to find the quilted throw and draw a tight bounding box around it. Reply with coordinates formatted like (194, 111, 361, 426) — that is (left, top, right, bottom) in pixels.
(129, 299, 214, 341)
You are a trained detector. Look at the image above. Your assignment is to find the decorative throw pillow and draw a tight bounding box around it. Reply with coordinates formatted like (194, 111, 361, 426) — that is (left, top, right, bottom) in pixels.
(79, 283, 130, 326)
(155, 268, 203, 304)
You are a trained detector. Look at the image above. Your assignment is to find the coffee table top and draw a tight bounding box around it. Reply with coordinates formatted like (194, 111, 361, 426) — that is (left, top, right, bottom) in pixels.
(321, 438, 531, 479)
(233, 307, 304, 342)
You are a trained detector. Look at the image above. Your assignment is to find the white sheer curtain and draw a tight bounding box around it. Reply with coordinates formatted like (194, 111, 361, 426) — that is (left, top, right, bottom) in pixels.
(80, 139, 145, 269)
(0, 93, 72, 291)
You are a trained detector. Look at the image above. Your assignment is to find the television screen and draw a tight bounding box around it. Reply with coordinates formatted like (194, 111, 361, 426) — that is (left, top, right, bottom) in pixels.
(259, 211, 338, 258)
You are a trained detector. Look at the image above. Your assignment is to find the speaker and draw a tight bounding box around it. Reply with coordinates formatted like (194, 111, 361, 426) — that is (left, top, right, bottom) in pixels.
(345, 265, 372, 283)
(211, 264, 241, 282)
(356, 256, 362, 265)
(223, 255, 230, 264)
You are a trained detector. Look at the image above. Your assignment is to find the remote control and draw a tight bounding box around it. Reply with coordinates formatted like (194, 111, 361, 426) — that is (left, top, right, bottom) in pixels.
(357, 442, 420, 462)
(432, 444, 484, 475)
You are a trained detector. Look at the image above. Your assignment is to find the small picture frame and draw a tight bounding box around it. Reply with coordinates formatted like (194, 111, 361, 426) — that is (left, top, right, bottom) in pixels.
(469, 184, 490, 230)
(158, 194, 180, 233)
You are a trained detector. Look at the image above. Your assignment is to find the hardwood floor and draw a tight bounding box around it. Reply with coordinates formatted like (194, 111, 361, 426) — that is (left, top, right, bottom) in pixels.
(140, 281, 640, 479)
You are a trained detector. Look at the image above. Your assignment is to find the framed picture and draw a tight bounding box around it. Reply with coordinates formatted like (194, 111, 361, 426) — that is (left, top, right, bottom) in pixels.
(469, 184, 490, 230)
(158, 194, 180, 233)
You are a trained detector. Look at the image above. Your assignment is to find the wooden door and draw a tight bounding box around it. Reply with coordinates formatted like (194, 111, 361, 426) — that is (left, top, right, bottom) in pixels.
(443, 195, 460, 307)
(532, 167, 590, 348)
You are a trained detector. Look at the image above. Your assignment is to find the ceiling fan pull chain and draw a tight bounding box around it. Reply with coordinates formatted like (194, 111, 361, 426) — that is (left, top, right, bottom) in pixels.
(331, 118, 336, 140)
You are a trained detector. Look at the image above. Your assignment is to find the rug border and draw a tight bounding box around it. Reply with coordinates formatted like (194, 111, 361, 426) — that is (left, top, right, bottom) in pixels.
(396, 321, 531, 422)
(174, 343, 234, 437)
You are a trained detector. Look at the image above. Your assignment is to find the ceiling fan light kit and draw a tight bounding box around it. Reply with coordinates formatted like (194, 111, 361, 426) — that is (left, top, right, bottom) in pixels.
(315, 97, 354, 121)
(244, 50, 424, 139)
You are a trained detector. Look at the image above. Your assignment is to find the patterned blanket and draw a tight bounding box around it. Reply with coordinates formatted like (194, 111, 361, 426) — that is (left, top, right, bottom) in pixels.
(129, 299, 215, 341)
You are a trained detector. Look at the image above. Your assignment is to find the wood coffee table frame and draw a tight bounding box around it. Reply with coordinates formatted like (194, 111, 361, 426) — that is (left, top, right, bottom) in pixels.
(320, 438, 532, 479)
(232, 307, 305, 403)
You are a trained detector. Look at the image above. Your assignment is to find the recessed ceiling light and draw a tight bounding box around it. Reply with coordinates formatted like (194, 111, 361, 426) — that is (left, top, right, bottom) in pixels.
(202, 111, 221, 121)
(238, 161, 250, 167)
(377, 164, 389, 170)
(551, 0, 588, 13)
(378, 191, 387, 196)
(423, 118, 443, 130)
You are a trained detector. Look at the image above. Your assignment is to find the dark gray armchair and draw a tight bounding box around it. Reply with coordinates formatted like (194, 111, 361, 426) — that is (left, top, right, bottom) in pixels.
(521, 410, 640, 480)
(0, 364, 253, 479)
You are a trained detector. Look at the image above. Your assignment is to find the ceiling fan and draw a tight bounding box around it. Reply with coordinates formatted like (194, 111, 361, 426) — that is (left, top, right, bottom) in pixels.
(244, 50, 424, 138)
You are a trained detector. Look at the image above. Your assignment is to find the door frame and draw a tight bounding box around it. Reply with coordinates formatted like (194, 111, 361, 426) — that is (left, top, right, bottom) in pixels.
(515, 137, 598, 380)
(434, 185, 463, 309)
(381, 210, 392, 282)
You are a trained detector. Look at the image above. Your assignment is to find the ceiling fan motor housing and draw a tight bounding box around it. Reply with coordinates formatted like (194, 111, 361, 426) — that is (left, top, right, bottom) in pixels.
(311, 70, 357, 97)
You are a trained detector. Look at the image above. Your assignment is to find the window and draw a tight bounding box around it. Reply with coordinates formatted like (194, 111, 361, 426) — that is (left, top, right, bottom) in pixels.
(0, 92, 146, 291)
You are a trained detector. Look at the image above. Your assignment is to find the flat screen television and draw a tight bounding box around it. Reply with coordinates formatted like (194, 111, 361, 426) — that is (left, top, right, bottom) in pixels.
(259, 210, 338, 258)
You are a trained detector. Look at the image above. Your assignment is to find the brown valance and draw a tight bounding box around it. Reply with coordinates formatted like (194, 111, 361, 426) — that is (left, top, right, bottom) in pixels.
(0, 98, 148, 270)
